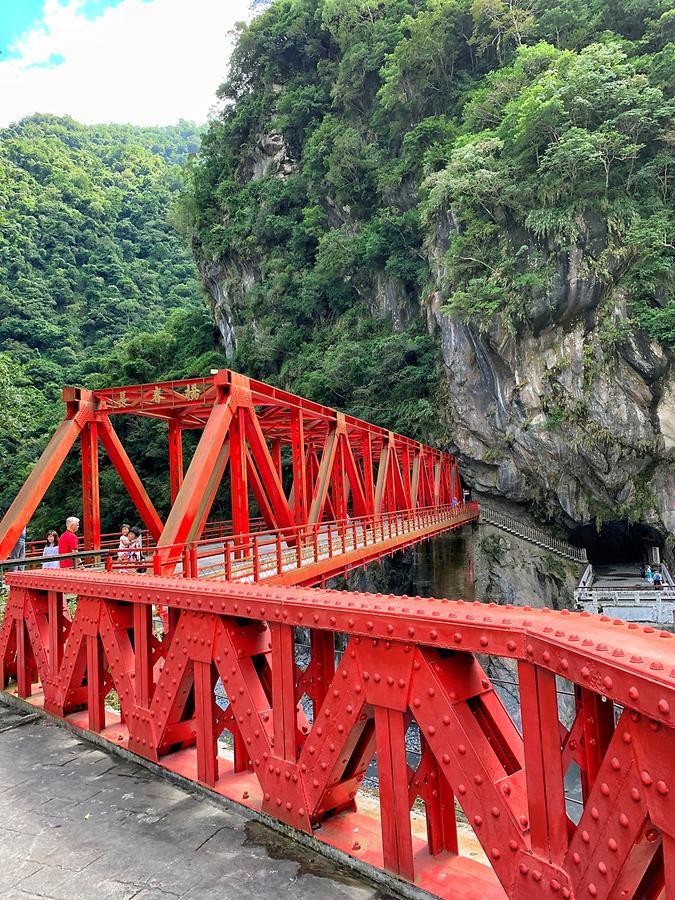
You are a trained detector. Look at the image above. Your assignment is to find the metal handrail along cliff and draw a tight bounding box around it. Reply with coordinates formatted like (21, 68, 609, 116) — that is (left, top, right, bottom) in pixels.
(479, 504, 588, 562)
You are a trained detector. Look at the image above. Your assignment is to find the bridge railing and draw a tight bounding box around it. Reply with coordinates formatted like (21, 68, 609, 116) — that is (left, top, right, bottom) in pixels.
(578, 563, 594, 588)
(95, 502, 479, 585)
(2, 569, 675, 898)
(479, 505, 588, 563)
(1, 504, 480, 591)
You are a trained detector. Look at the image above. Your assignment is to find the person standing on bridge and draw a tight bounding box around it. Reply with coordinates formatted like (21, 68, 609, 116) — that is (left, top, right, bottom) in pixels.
(42, 531, 59, 568)
(129, 526, 146, 573)
(118, 523, 131, 561)
(58, 517, 80, 568)
(9, 527, 26, 571)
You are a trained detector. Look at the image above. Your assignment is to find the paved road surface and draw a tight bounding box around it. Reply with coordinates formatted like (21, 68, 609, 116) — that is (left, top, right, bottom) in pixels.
(0, 704, 389, 900)
(591, 564, 663, 590)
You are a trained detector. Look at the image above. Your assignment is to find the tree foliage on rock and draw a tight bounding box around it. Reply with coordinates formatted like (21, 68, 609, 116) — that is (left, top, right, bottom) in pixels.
(183, 0, 674, 394)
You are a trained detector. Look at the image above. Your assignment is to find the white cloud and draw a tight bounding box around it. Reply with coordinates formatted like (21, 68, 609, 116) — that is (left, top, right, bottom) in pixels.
(0, 0, 255, 126)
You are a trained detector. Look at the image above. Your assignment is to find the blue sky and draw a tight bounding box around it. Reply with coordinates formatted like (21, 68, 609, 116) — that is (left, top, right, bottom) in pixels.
(0, 0, 48, 57)
(0, 0, 254, 126)
(0, 0, 126, 57)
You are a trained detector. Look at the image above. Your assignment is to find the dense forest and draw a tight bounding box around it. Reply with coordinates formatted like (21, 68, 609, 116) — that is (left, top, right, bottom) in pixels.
(184, 0, 673, 373)
(0, 116, 223, 532)
(181, 0, 674, 539)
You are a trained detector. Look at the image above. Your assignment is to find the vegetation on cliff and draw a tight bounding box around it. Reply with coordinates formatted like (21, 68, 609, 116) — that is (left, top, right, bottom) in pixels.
(183, 0, 674, 406)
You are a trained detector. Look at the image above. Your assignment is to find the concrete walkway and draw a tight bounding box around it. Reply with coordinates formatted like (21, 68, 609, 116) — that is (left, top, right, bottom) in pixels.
(590, 564, 657, 590)
(0, 704, 388, 900)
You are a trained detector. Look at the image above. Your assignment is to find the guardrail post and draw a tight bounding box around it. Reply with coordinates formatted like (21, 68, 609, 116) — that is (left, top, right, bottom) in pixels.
(374, 707, 415, 881)
(276, 532, 282, 575)
(253, 536, 260, 582)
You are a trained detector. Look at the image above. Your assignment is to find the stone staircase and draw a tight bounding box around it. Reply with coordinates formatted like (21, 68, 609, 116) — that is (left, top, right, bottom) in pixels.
(479, 505, 588, 563)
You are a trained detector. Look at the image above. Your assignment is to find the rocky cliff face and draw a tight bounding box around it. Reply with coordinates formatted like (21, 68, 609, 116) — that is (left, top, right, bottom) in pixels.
(424, 215, 674, 550)
(199, 130, 673, 580)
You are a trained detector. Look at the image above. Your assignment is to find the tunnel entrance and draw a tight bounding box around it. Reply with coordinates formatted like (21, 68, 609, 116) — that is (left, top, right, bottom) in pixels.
(569, 520, 664, 565)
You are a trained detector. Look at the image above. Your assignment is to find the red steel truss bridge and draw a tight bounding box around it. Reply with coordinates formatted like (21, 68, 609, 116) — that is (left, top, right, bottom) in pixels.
(1, 371, 675, 899)
(0, 369, 471, 583)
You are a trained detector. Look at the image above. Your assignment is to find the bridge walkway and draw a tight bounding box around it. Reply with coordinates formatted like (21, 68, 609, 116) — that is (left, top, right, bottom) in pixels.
(162, 504, 478, 586)
(0, 702, 383, 900)
(574, 562, 675, 624)
(478, 505, 587, 563)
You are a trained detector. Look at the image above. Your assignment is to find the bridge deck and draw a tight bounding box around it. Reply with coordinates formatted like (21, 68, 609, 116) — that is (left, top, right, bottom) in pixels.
(0, 702, 384, 900)
(0, 697, 500, 900)
(165, 505, 478, 586)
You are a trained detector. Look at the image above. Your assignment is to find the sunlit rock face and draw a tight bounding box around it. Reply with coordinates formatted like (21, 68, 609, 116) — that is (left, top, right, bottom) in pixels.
(424, 209, 673, 563)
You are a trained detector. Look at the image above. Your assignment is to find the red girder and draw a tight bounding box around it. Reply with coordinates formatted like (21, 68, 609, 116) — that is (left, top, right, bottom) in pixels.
(3, 569, 675, 899)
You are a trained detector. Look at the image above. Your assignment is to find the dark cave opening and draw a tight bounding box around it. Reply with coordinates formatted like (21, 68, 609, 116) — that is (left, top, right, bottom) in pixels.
(568, 520, 664, 565)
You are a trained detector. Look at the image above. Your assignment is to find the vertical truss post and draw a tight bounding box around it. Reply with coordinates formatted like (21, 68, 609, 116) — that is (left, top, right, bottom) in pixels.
(271, 439, 282, 481)
(194, 660, 218, 786)
(411, 450, 421, 510)
(421, 735, 458, 857)
(290, 409, 307, 525)
(133, 603, 153, 709)
(374, 706, 414, 881)
(663, 834, 675, 897)
(426, 455, 436, 506)
(81, 421, 101, 551)
(401, 446, 412, 508)
(374, 440, 391, 516)
(519, 661, 568, 864)
(361, 434, 375, 515)
(270, 623, 297, 762)
(168, 419, 184, 505)
(233, 728, 249, 774)
(433, 459, 442, 507)
(450, 460, 460, 502)
(576, 686, 615, 799)
(230, 406, 249, 555)
(385, 452, 396, 513)
(47, 590, 65, 676)
(16, 618, 32, 698)
(86, 634, 106, 733)
(333, 436, 348, 526)
(310, 630, 335, 718)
